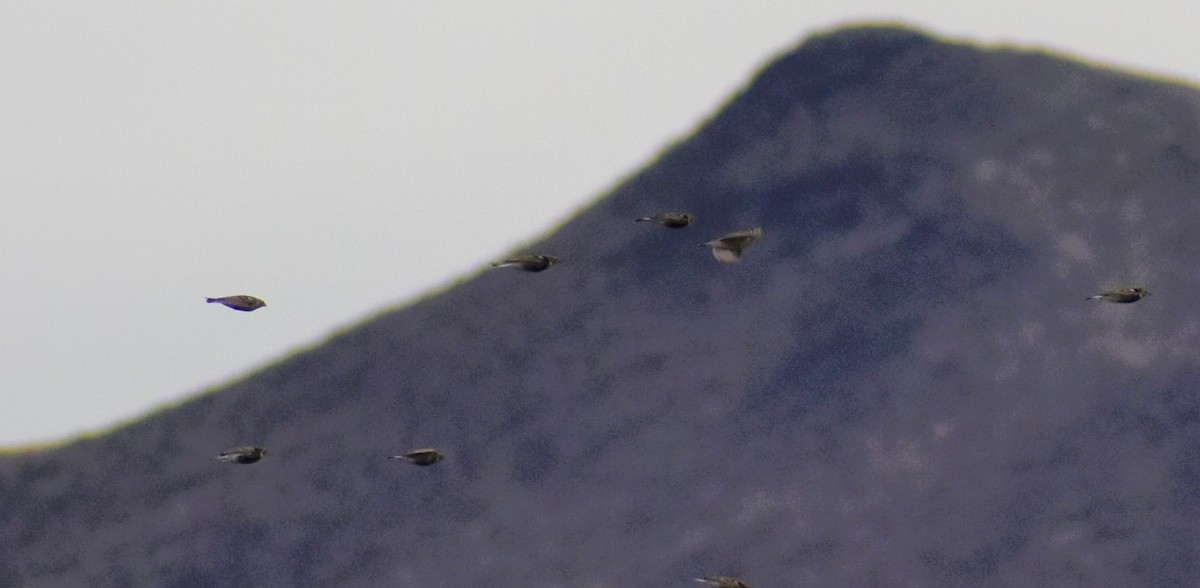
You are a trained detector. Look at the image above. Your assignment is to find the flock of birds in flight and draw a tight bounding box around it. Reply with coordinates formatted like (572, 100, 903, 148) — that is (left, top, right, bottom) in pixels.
(203, 211, 759, 587)
(200, 208, 1150, 588)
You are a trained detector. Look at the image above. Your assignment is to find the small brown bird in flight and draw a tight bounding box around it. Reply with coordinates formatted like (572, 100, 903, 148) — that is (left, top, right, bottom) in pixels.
(635, 212, 694, 228)
(216, 446, 267, 464)
(701, 227, 763, 263)
(694, 577, 751, 588)
(490, 254, 559, 272)
(389, 448, 445, 466)
(206, 295, 267, 312)
(1086, 287, 1151, 303)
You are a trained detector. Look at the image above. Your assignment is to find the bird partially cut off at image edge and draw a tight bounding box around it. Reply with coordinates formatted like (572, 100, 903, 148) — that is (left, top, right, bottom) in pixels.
(635, 212, 694, 228)
(701, 227, 763, 263)
(694, 577, 751, 588)
(215, 446, 267, 464)
(1085, 287, 1151, 303)
(389, 448, 445, 466)
(206, 295, 267, 312)
(490, 254, 559, 272)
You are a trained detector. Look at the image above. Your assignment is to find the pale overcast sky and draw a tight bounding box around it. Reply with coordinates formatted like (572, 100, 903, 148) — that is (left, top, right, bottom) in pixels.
(2, 2, 1198, 447)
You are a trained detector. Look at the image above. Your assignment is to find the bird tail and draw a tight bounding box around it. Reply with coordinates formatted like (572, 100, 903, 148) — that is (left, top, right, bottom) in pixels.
(387, 455, 412, 462)
(205, 297, 219, 303)
(635, 217, 652, 222)
(1085, 295, 1103, 300)
(490, 262, 512, 268)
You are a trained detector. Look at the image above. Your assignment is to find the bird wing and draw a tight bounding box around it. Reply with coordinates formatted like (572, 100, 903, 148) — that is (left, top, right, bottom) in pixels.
(493, 257, 533, 268)
(719, 228, 762, 246)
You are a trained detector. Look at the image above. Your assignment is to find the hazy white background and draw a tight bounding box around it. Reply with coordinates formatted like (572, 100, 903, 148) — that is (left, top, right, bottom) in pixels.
(2, 2, 1197, 447)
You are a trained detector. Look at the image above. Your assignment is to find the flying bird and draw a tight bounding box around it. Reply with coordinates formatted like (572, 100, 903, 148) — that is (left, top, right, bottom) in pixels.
(216, 446, 267, 464)
(635, 212, 694, 228)
(490, 254, 559, 272)
(694, 577, 751, 588)
(701, 227, 763, 263)
(206, 295, 267, 312)
(389, 448, 445, 466)
(1086, 287, 1151, 303)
